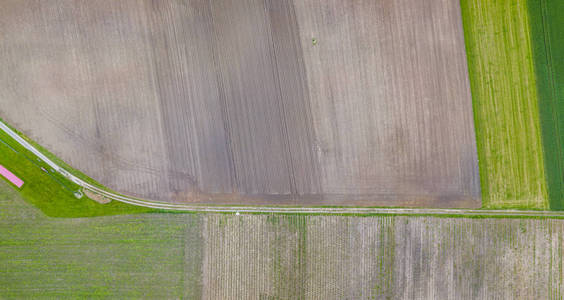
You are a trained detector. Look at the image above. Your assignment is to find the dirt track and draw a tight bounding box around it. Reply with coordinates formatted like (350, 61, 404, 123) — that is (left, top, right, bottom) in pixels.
(0, 0, 479, 207)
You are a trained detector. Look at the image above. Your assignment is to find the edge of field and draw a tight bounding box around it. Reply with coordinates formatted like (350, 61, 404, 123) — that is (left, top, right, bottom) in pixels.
(5, 118, 564, 218)
(0, 118, 155, 217)
(528, 0, 564, 210)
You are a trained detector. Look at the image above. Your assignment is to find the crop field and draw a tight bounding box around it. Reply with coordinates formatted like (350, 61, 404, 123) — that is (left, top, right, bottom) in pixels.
(0, 183, 203, 299)
(203, 214, 564, 299)
(0, 0, 480, 208)
(460, 0, 548, 209)
(528, 0, 564, 209)
(2, 183, 564, 299)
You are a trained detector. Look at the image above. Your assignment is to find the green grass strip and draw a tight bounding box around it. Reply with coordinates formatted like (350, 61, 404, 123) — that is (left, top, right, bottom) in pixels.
(528, 0, 564, 209)
(460, 0, 549, 209)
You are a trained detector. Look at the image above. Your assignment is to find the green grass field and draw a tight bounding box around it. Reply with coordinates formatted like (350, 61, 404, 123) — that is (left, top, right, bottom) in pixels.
(528, 0, 564, 209)
(0, 183, 203, 298)
(0, 129, 152, 218)
(460, 0, 549, 209)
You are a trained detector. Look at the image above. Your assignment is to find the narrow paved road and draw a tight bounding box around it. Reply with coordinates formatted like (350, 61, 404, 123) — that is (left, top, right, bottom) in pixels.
(2, 119, 564, 217)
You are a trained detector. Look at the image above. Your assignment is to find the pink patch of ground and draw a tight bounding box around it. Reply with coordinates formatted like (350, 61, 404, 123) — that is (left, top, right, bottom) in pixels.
(0, 165, 24, 188)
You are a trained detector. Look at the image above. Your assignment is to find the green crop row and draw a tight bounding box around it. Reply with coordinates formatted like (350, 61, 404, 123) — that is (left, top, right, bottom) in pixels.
(528, 0, 564, 209)
(460, 0, 549, 209)
(461, 0, 564, 210)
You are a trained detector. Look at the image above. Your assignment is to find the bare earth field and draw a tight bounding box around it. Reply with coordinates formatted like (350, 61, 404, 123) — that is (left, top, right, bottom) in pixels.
(2, 185, 564, 299)
(0, 0, 479, 207)
(203, 214, 564, 299)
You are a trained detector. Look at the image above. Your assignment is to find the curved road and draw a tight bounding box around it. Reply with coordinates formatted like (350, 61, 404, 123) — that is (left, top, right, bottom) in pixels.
(2, 120, 564, 217)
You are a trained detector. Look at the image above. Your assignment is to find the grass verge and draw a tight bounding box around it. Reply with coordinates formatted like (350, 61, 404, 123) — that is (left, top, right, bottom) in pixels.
(0, 129, 153, 217)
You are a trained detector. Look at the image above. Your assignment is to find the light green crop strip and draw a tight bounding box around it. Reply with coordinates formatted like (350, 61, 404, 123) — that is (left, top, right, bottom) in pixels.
(460, 0, 548, 209)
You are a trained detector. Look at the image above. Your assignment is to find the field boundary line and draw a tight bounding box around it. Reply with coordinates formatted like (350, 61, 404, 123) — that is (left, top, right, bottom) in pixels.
(3, 119, 564, 217)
